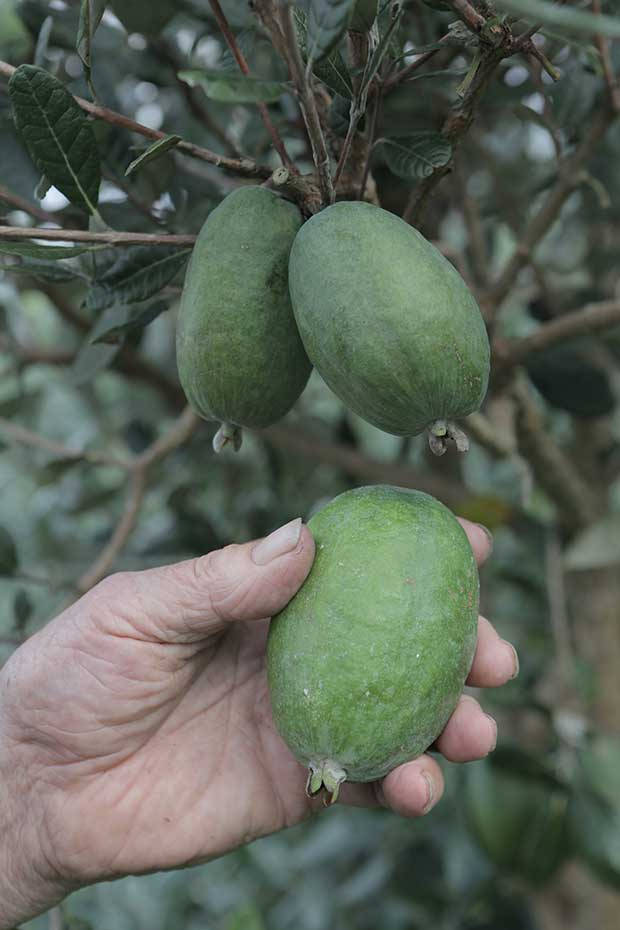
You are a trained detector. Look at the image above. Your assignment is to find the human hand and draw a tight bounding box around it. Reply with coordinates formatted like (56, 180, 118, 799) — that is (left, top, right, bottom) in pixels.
(0, 516, 517, 926)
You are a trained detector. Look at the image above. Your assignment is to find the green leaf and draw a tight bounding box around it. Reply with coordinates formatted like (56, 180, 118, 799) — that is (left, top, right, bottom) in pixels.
(1, 258, 88, 282)
(8, 65, 101, 212)
(565, 515, 620, 571)
(34, 15, 53, 68)
(77, 0, 108, 73)
(377, 133, 452, 180)
(328, 94, 351, 137)
(293, 7, 353, 98)
(178, 70, 288, 103)
(69, 306, 125, 384)
(493, 0, 620, 39)
(85, 245, 190, 312)
(307, 0, 356, 63)
(0, 526, 18, 577)
(360, 4, 402, 95)
(91, 299, 169, 343)
(125, 134, 182, 177)
(0, 241, 93, 260)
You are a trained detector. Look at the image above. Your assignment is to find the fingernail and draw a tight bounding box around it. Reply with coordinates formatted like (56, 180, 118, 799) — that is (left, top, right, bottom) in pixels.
(421, 772, 437, 814)
(475, 523, 493, 552)
(251, 518, 303, 566)
(502, 640, 520, 679)
(485, 714, 498, 753)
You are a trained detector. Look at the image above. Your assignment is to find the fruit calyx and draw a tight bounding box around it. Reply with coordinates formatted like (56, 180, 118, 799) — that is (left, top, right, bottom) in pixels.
(306, 759, 347, 805)
(428, 419, 470, 456)
(212, 422, 242, 454)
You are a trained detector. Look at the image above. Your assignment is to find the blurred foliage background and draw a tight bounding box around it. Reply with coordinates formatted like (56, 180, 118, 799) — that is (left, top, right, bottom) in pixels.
(1, 0, 619, 928)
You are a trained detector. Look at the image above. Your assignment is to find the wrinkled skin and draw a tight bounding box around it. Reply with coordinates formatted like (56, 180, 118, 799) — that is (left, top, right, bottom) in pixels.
(0, 519, 517, 926)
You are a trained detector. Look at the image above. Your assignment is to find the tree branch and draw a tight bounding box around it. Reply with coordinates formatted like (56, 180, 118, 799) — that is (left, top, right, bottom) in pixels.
(486, 103, 617, 311)
(496, 299, 620, 368)
(278, 4, 335, 207)
(0, 185, 60, 224)
(207, 0, 297, 173)
(593, 0, 620, 113)
(149, 37, 244, 159)
(512, 376, 598, 533)
(0, 226, 196, 246)
(29, 283, 186, 409)
(403, 42, 506, 225)
(75, 468, 147, 594)
(74, 406, 199, 594)
(0, 417, 129, 469)
(0, 59, 270, 179)
(382, 48, 439, 94)
(259, 423, 466, 509)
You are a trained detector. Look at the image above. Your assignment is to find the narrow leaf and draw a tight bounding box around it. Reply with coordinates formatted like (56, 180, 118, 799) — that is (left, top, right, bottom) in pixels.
(91, 300, 169, 343)
(493, 0, 620, 39)
(85, 245, 190, 312)
(125, 135, 182, 177)
(293, 7, 353, 98)
(70, 306, 125, 384)
(35, 174, 52, 200)
(179, 70, 288, 103)
(361, 5, 402, 95)
(307, 0, 356, 62)
(0, 241, 92, 259)
(77, 0, 108, 71)
(34, 15, 53, 68)
(8, 65, 101, 212)
(378, 133, 452, 180)
(1, 258, 88, 282)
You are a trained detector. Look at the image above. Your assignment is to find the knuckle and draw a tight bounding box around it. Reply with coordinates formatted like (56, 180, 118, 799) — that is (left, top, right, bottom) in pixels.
(192, 546, 247, 621)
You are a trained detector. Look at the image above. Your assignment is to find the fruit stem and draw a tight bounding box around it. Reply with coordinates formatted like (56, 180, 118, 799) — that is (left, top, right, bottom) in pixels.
(306, 760, 347, 805)
(428, 419, 470, 455)
(212, 422, 243, 453)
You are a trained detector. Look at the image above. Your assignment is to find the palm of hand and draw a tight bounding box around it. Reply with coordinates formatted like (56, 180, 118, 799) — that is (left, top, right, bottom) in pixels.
(5, 616, 309, 885)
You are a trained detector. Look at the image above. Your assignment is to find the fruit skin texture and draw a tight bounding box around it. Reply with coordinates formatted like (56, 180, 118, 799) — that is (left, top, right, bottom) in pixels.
(266, 485, 479, 789)
(288, 201, 490, 437)
(176, 186, 311, 431)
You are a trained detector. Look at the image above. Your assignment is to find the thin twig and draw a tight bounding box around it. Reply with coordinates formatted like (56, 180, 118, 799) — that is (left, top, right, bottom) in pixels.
(545, 530, 575, 691)
(593, 0, 620, 112)
(0, 225, 196, 246)
(0, 185, 60, 224)
(382, 48, 439, 93)
(496, 299, 620, 368)
(359, 91, 380, 199)
(0, 59, 270, 179)
(75, 469, 147, 594)
(0, 417, 129, 468)
(74, 406, 199, 595)
(32, 284, 186, 409)
(486, 103, 618, 311)
(450, 0, 485, 32)
(259, 423, 466, 508)
(207, 0, 296, 172)
(403, 43, 507, 225)
(149, 37, 243, 158)
(278, 4, 335, 206)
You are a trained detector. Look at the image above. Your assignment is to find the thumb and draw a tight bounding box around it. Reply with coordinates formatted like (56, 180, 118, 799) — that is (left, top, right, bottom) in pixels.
(91, 518, 315, 643)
